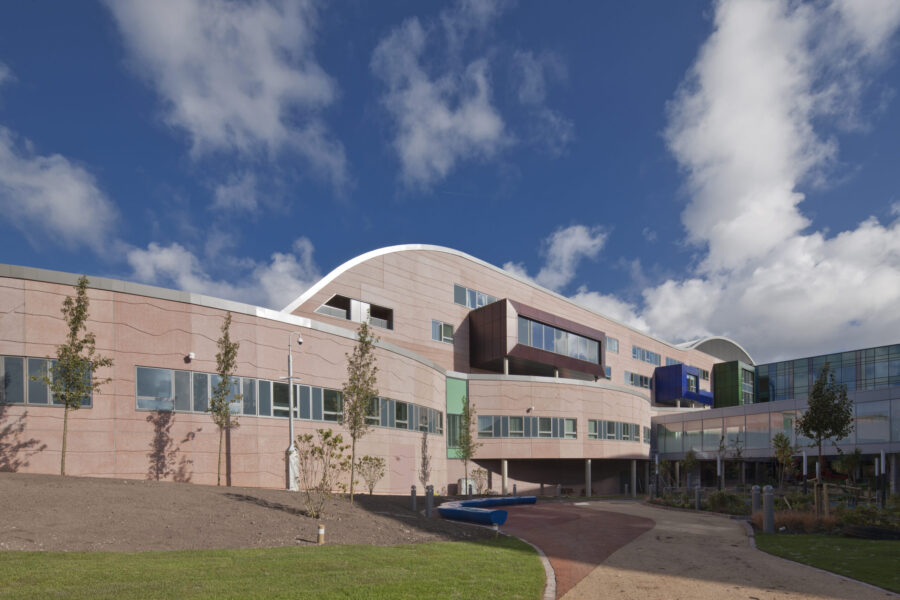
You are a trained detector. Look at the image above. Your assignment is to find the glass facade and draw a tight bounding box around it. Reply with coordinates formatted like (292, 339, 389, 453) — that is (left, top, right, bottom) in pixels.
(517, 316, 600, 363)
(587, 419, 644, 443)
(477, 415, 576, 439)
(453, 284, 499, 309)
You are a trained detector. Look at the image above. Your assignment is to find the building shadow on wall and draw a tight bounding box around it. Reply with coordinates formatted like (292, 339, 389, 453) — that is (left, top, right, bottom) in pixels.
(146, 411, 200, 483)
(0, 404, 47, 472)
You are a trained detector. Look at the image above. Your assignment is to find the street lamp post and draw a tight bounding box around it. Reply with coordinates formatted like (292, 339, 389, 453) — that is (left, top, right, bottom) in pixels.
(286, 332, 303, 491)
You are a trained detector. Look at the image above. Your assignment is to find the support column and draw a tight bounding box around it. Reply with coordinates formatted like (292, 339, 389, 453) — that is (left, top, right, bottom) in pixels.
(585, 458, 592, 497)
(630, 459, 637, 498)
(501, 459, 508, 495)
(644, 461, 650, 496)
(554, 368, 559, 379)
(675, 461, 681, 488)
(891, 453, 898, 495)
(503, 357, 509, 375)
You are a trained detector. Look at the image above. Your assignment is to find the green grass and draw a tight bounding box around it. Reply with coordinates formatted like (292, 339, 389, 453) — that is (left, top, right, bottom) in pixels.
(755, 533, 900, 593)
(0, 538, 544, 600)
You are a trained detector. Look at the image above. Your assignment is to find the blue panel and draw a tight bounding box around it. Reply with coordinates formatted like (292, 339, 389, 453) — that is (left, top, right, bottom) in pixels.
(654, 364, 713, 407)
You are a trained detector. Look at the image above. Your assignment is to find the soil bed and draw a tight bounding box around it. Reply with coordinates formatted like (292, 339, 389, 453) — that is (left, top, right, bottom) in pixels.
(0, 472, 492, 552)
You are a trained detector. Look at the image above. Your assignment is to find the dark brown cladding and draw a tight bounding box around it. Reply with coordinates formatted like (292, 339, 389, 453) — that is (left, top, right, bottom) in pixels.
(468, 299, 606, 378)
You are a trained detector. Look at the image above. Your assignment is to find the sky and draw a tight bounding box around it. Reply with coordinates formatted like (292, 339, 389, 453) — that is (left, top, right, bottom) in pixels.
(1, 0, 899, 365)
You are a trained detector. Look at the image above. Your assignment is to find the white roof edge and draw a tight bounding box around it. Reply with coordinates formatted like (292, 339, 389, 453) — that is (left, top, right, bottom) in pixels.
(676, 336, 755, 365)
(281, 244, 743, 354)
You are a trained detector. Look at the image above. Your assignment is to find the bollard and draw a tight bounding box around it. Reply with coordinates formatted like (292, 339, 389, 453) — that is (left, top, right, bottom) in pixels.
(649, 483, 655, 499)
(468, 483, 473, 498)
(751, 485, 761, 514)
(317, 523, 325, 545)
(540, 483, 544, 496)
(425, 485, 434, 518)
(763, 485, 774, 534)
(492, 524, 499, 537)
(411, 485, 417, 512)
(513, 483, 517, 497)
(557, 483, 562, 498)
(694, 486, 701, 511)
(624, 483, 629, 497)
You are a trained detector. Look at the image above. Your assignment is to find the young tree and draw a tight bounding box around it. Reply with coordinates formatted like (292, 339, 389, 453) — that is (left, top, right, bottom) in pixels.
(418, 430, 432, 489)
(208, 312, 241, 486)
(342, 320, 379, 505)
(834, 448, 863, 485)
(681, 450, 698, 488)
(772, 432, 797, 489)
(295, 428, 351, 518)
(471, 467, 488, 495)
(357, 455, 386, 495)
(456, 395, 481, 495)
(795, 363, 853, 477)
(34, 276, 113, 476)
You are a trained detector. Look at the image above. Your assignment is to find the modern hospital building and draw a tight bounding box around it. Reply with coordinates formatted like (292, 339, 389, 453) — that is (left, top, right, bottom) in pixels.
(1, 245, 898, 494)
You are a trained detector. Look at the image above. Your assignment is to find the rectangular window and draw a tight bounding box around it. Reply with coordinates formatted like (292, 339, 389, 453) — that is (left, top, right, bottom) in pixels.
(242, 378, 257, 415)
(700, 369, 710, 381)
(299, 385, 311, 419)
(311, 387, 323, 420)
(454, 284, 498, 309)
(258, 380, 271, 417)
(588, 420, 598, 439)
(1, 356, 25, 404)
(478, 415, 494, 437)
(564, 418, 577, 439)
(431, 320, 454, 344)
(622, 422, 631, 441)
(395, 402, 408, 429)
(453, 284, 467, 306)
(322, 389, 342, 422)
(666, 357, 682, 366)
(604, 366, 611, 379)
(193, 373, 209, 412)
(509, 416, 524, 437)
(625, 371, 652, 389)
(632, 346, 661, 366)
(136, 367, 174, 411)
(607, 337, 618, 354)
(686, 374, 698, 393)
(447, 413, 461, 447)
(643, 426, 650, 444)
(517, 316, 600, 363)
(174, 370, 191, 412)
(366, 397, 380, 425)
(272, 382, 290, 418)
(606, 421, 616, 440)
(538, 417, 552, 438)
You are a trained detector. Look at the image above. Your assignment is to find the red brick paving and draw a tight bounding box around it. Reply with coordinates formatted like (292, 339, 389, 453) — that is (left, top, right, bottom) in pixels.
(502, 503, 655, 598)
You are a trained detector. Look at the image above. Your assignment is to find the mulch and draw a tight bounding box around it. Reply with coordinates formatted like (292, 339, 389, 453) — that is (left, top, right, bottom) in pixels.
(0, 472, 492, 552)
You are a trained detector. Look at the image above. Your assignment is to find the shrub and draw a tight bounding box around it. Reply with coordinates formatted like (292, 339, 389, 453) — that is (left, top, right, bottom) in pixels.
(706, 491, 750, 515)
(775, 490, 813, 512)
(471, 468, 488, 495)
(752, 510, 837, 533)
(835, 505, 900, 530)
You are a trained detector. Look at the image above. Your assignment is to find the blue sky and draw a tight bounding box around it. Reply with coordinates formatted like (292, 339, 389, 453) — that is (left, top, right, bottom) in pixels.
(1, 0, 899, 364)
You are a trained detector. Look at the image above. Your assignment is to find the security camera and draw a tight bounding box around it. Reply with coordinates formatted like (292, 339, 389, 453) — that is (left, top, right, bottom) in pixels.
(187, 352, 196, 361)
(526, 406, 534, 413)
(296, 335, 303, 346)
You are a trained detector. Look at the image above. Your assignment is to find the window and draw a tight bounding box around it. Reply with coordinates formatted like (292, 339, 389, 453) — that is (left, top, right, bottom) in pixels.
(447, 414, 461, 447)
(625, 371, 652, 389)
(431, 320, 454, 344)
(394, 402, 408, 429)
(538, 417, 552, 438)
(454, 284, 498, 309)
(666, 357, 682, 366)
(699, 369, 710, 381)
(323, 389, 342, 422)
(643, 426, 651, 444)
(604, 366, 611, 379)
(588, 420, 598, 439)
(509, 416, 524, 437)
(136, 367, 176, 411)
(272, 382, 290, 418)
(607, 337, 618, 354)
(315, 294, 393, 330)
(622, 422, 631, 441)
(606, 421, 616, 440)
(564, 418, 577, 439)
(366, 397, 380, 425)
(632, 346, 661, 366)
(0, 356, 25, 404)
(517, 316, 601, 364)
(258, 380, 271, 417)
(478, 415, 494, 437)
(686, 374, 698, 393)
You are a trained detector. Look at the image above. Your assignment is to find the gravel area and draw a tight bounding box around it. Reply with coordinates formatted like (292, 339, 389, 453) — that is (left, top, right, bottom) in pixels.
(0, 472, 492, 552)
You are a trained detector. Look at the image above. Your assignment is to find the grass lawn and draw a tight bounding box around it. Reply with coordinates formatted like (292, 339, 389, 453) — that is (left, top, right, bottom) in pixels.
(0, 537, 544, 600)
(755, 533, 900, 593)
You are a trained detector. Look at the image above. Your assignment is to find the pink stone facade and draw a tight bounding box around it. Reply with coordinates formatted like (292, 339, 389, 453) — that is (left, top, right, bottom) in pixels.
(0, 246, 736, 494)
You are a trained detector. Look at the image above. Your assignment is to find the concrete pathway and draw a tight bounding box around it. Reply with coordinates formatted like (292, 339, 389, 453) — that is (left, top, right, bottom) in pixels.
(502, 500, 896, 600)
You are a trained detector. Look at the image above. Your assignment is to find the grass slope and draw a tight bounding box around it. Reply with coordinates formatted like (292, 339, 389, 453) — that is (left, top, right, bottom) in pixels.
(0, 537, 543, 600)
(755, 533, 900, 593)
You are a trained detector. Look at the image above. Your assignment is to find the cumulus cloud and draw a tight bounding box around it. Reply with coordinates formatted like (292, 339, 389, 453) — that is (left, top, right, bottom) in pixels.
(127, 237, 321, 310)
(212, 172, 258, 213)
(0, 61, 13, 88)
(371, 5, 507, 188)
(105, 0, 347, 188)
(0, 127, 118, 253)
(569, 286, 650, 333)
(503, 225, 607, 292)
(513, 50, 573, 155)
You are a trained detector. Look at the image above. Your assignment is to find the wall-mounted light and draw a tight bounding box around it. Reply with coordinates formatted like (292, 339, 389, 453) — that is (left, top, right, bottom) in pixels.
(526, 406, 534, 413)
(186, 352, 195, 362)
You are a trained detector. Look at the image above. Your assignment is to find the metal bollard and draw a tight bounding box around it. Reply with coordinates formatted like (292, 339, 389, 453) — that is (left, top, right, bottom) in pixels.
(425, 485, 434, 518)
(695, 486, 701, 511)
(751, 485, 761, 514)
(411, 485, 417, 512)
(513, 483, 517, 497)
(624, 483, 629, 497)
(649, 483, 655, 499)
(557, 483, 562, 498)
(317, 523, 325, 545)
(763, 485, 775, 534)
(468, 483, 473, 498)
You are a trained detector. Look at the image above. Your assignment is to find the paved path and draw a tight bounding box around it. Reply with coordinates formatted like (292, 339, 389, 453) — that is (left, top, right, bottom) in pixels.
(503, 500, 896, 600)
(502, 503, 654, 598)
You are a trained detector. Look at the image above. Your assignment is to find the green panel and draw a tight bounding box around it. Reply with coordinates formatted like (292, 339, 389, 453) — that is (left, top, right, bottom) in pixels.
(713, 362, 740, 408)
(446, 377, 467, 415)
(447, 447, 463, 459)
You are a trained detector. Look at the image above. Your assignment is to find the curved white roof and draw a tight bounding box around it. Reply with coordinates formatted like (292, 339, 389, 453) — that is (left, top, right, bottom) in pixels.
(281, 244, 752, 360)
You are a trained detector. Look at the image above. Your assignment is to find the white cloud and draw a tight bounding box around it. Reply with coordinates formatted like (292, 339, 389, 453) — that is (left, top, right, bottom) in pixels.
(105, 0, 347, 188)
(569, 286, 650, 333)
(0, 61, 12, 88)
(513, 51, 573, 155)
(212, 172, 258, 213)
(126, 237, 321, 310)
(503, 225, 607, 292)
(371, 10, 507, 188)
(0, 127, 117, 253)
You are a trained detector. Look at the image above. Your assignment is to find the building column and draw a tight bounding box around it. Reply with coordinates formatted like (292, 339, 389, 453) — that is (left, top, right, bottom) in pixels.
(501, 459, 508, 495)
(891, 453, 898, 495)
(554, 368, 559, 379)
(675, 461, 681, 487)
(585, 458, 592, 497)
(630, 459, 637, 498)
(503, 357, 509, 375)
(644, 461, 650, 496)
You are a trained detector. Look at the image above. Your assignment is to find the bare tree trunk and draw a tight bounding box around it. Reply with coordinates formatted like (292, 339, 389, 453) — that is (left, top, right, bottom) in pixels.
(61, 405, 69, 476)
(349, 438, 357, 505)
(217, 428, 223, 486)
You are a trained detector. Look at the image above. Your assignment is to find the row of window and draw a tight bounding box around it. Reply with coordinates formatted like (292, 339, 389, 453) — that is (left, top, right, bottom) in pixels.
(454, 284, 499, 309)
(134, 366, 443, 434)
(431, 319, 454, 344)
(517, 316, 601, 364)
(625, 371, 653, 389)
(587, 419, 649, 444)
(477, 415, 578, 439)
(315, 294, 394, 330)
(632, 345, 661, 366)
(0, 355, 92, 407)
